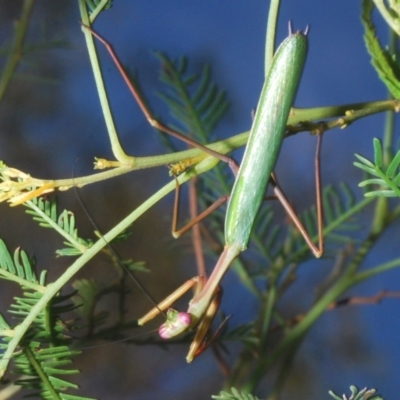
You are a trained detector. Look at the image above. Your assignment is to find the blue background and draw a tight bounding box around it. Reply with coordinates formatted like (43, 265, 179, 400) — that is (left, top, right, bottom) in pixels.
(1, 1, 399, 399)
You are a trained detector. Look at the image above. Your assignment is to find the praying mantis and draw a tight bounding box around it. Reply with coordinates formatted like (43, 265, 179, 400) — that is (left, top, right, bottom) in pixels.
(86, 22, 325, 363)
(136, 27, 324, 363)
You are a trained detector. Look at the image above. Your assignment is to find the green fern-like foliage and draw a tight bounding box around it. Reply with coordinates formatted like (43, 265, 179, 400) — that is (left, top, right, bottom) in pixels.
(212, 387, 262, 400)
(354, 138, 400, 197)
(24, 196, 92, 257)
(0, 240, 94, 399)
(155, 51, 229, 142)
(13, 345, 94, 400)
(329, 385, 384, 400)
(153, 50, 232, 251)
(0, 239, 45, 287)
(361, 0, 400, 97)
(85, 0, 113, 12)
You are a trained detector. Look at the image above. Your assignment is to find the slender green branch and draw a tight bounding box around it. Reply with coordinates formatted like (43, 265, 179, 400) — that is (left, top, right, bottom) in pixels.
(259, 284, 277, 353)
(382, 29, 398, 165)
(264, 0, 281, 76)
(1, 98, 398, 205)
(0, 155, 219, 378)
(78, 0, 131, 164)
(0, 132, 244, 204)
(24, 347, 62, 400)
(0, 0, 35, 103)
(289, 99, 400, 133)
(88, 0, 111, 23)
(355, 257, 400, 282)
(239, 186, 397, 392)
(243, 272, 354, 392)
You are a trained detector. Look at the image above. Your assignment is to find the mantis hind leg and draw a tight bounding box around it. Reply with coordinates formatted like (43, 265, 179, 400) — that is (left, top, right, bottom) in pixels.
(270, 133, 324, 258)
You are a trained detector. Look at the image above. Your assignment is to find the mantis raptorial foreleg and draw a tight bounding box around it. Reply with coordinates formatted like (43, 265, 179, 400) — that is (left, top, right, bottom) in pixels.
(83, 24, 239, 174)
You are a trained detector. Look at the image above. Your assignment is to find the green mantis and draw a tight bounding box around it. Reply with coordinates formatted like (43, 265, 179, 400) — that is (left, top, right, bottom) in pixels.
(137, 26, 324, 362)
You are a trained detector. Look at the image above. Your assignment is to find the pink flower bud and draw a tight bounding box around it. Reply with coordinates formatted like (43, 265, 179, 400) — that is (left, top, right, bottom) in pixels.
(158, 311, 191, 339)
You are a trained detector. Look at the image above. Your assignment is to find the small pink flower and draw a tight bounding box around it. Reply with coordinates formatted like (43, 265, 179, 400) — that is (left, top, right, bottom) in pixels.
(159, 311, 191, 339)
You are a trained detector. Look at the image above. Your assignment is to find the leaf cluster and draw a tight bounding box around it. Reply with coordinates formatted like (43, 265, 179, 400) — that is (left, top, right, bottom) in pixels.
(0, 241, 93, 399)
(355, 138, 400, 198)
(362, 0, 400, 97)
(212, 387, 262, 400)
(329, 385, 384, 400)
(0, 192, 143, 399)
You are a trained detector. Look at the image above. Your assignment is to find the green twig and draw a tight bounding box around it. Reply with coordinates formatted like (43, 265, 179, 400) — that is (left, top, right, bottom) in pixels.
(0, 154, 219, 378)
(78, 0, 131, 164)
(0, 0, 35, 103)
(264, 0, 281, 76)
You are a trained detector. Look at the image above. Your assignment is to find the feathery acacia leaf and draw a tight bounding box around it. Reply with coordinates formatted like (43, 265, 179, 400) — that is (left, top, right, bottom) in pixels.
(355, 138, 400, 198)
(155, 51, 229, 140)
(0, 239, 41, 287)
(361, 0, 400, 97)
(329, 385, 384, 400)
(212, 387, 262, 400)
(24, 196, 91, 257)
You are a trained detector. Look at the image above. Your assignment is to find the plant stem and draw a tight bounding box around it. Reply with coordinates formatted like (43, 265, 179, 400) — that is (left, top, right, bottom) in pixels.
(78, 0, 132, 164)
(0, 155, 219, 378)
(0, 0, 35, 103)
(264, 0, 281, 76)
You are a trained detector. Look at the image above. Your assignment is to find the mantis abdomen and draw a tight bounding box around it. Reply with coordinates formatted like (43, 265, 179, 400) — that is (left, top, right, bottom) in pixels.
(225, 30, 308, 250)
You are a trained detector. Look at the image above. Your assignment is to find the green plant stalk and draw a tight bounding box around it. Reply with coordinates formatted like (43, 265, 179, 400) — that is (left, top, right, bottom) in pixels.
(0, 0, 35, 103)
(226, 190, 386, 391)
(78, 0, 132, 164)
(289, 99, 400, 130)
(268, 338, 303, 400)
(248, 197, 376, 383)
(88, 0, 111, 23)
(264, 0, 281, 75)
(243, 269, 366, 392)
(382, 28, 398, 166)
(0, 155, 219, 378)
(231, 257, 262, 298)
(54, 128, 244, 185)
(365, 28, 398, 234)
(259, 283, 277, 350)
(54, 99, 400, 188)
(3, 99, 392, 200)
(76, 4, 400, 176)
(356, 255, 400, 281)
(24, 346, 62, 400)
